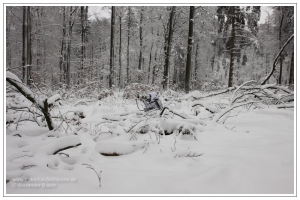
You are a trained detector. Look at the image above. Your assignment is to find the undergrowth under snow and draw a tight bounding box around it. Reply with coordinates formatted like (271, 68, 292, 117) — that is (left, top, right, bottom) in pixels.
(5, 91, 294, 195)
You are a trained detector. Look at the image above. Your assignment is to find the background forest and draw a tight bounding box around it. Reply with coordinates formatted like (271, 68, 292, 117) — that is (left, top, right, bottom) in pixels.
(6, 6, 294, 95)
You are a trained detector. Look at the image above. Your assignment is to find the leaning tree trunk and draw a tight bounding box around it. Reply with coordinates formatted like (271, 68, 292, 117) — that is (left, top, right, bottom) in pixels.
(261, 34, 294, 85)
(163, 6, 176, 90)
(22, 6, 32, 86)
(109, 6, 115, 89)
(228, 6, 236, 87)
(185, 6, 195, 94)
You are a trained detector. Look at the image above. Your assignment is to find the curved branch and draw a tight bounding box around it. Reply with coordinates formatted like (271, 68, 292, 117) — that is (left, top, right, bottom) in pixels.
(261, 34, 294, 85)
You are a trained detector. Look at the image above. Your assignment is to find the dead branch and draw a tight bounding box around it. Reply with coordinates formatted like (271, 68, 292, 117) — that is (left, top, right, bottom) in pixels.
(261, 34, 294, 85)
(159, 106, 191, 119)
(191, 101, 219, 113)
(215, 101, 261, 123)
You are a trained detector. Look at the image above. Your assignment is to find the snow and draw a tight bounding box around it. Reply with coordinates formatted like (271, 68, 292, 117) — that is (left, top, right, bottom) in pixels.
(5, 92, 295, 196)
(6, 71, 22, 83)
(48, 94, 61, 105)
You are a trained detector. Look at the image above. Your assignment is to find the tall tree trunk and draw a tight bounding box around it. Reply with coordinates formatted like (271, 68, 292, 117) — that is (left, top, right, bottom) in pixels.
(278, 7, 284, 84)
(36, 6, 42, 75)
(194, 42, 199, 87)
(6, 19, 11, 69)
(67, 6, 75, 87)
(22, 6, 32, 86)
(148, 46, 154, 85)
(81, 6, 86, 84)
(163, 6, 176, 90)
(228, 6, 236, 87)
(118, 15, 122, 88)
(138, 7, 143, 73)
(289, 52, 294, 85)
(185, 6, 195, 94)
(126, 7, 131, 85)
(109, 6, 115, 89)
(60, 7, 67, 84)
(138, 7, 144, 83)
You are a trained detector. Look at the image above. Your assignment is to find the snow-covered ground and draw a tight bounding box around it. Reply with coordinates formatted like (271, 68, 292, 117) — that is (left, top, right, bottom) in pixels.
(5, 92, 295, 195)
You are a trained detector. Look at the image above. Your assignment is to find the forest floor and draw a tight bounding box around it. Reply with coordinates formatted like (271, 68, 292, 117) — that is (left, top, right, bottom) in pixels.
(5, 91, 295, 195)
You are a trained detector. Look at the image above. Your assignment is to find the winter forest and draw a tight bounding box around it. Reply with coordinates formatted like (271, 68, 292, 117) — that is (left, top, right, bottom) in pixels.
(5, 5, 295, 195)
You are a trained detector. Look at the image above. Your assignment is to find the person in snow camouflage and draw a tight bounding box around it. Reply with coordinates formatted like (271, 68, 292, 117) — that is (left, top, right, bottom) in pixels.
(139, 92, 163, 112)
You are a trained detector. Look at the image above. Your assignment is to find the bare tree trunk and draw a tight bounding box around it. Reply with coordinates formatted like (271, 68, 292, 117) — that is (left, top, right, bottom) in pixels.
(194, 42, 199, 88)
(67, 6, 75, 86)
(163, 6, 176, 90)
(22, 6, 32, 86)
(36, 6, 42, 75)
(138, 7, 143, 73)
(289, 52, 294, 85)
(119, 15, 122, 88)
(109, 6, 115, 89)
(228, 6, 236, 87)
(185, 6, 195, 94)
(278, 7, 284, 84)
(60, 7, 67, 84)
(126, 7, 131, 85)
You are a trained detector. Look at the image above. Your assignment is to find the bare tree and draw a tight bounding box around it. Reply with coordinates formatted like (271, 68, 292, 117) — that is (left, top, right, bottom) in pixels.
(185, 6, 195, 93)
(109, 6, 115, 89)
(163, 6, 176, 90)
(22, 6, 32, 85)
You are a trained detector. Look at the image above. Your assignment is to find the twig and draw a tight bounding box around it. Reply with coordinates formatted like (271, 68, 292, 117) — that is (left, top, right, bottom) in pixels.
(82, 164, 102, 188)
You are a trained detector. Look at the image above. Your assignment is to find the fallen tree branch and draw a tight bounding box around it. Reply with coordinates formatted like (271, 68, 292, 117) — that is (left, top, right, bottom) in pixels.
(215, 101, 261, 123)
(159, 106, 191, 119)
(191, 101, 218, 113)
(192, 86, 236, 100)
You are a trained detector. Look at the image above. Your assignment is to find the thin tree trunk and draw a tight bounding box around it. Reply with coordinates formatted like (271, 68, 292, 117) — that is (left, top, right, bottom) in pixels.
(22, 6, 32, 86)
(109, 6, 115, 89)
(289, 52, 294, 85)
(278, 7, 284, 84)
(228, 6, 236, 87)
(119, 15, 122, 89)
(138, 7, 143, 72)
(163, 6, 176, 90)
(185, 6, 195, 94)
(126, 7, 131, 85)
(60, 7, 67, 84)
(67, 6, 74, 87)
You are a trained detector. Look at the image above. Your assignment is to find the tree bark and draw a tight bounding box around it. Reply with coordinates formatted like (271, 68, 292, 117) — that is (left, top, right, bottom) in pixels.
(228, 6, 236, 87)
(126, 7, 131, 85)
(163, 6, 176, 90)
(138, 7, 143, 73)
(185, 6, 195, 94)
(22, 6, 32, 86)
(278, 7, 284, 84)
(289, 52, 294, 85)
(109, 6, 115, 89)
(194, 42, 199, 87)
(119, 15, 122, 88)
